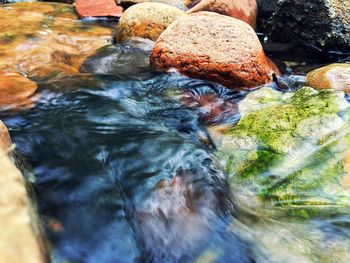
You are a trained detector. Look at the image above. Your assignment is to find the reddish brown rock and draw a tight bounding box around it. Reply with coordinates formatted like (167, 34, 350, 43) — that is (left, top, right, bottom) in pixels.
(76, 0, 123, 18)
(306, 63, 350, 92)
(151, 12, 279, 90)
(188, 0, 257, 29)
(0, 73, 38, 109)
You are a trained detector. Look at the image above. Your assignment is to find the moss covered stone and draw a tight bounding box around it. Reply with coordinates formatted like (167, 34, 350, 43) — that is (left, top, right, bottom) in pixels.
(217, 87, 350, 215)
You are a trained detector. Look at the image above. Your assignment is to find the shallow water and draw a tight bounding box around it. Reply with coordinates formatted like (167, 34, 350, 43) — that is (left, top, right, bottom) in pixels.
(1, 3, 350, 263)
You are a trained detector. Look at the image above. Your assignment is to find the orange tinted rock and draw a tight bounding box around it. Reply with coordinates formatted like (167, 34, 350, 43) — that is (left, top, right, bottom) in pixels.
(76, 0, 123, 18)
(0, 120, 11, 152)
(0, 3, 113, 76)
(306, 63, 350, 92)
(0, 73, 38, 109)
(188, 0, 257, 29)
(151, 12, 279, 90)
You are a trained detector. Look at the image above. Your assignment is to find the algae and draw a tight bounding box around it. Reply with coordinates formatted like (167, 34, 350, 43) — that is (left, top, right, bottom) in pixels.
(217, 87, 350, 214)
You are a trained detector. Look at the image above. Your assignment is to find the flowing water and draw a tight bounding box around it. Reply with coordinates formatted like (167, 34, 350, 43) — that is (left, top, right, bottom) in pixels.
(1, 2, 350, 263)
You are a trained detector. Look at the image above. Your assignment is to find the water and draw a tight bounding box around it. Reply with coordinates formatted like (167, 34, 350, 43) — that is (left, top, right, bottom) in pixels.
(1, 3, 350, 262)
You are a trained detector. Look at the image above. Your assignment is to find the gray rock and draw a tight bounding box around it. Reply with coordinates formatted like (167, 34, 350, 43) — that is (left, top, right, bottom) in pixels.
(268, 0, 350, 52)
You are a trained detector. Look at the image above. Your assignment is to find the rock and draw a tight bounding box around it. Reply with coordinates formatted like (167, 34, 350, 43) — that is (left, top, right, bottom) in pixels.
(76, 0, 123, 18)
(0, 73, 38, 109)
(0, 2, 113, 75)
(0, 125, 47, 263)
(151, 12, 279, 90)
(116, 3, 185, 42)
(0, 120, 11, 152)
(268, 0, 350, 53)
(188, 0, 257, 29)
(216, 86, 350, 216)
(80, 38, 153, 77)
(256, 0, 278, 18)
(118, 0, 188, 11)
(306, 63, 350, 92)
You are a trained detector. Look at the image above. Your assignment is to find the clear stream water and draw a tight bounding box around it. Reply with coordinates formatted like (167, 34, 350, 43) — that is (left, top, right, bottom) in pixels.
(1, 2, 350, 263)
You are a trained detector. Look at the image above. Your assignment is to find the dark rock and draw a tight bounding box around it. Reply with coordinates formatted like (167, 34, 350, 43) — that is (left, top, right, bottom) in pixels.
(268, 0, 350, 53)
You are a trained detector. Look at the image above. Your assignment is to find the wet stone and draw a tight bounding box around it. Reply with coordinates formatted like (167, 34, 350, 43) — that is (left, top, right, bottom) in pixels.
(306, 63, 350, 92)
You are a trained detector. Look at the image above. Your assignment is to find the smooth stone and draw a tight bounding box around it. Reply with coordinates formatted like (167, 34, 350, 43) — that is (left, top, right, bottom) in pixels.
(0, 73, 38, 109)
(268, 0, 350, 52)
(306, 63, 350, 92)
(116, 2, 185, 42)
(0, 2, 113, 75)
(76, 0, 123, 17)
(151, 11, 279, 90)
(117, 0, 188, 11)
(188, 0, 257, 29)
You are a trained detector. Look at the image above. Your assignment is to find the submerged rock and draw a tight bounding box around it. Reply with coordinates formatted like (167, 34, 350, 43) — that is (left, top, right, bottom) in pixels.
(151, 12, 279, 90)
(0, 72, 38, 110)
(116, 3, 185, 43)
(307, 63, 350, 92)
(0, 2, 113, 75)
(188, 0, 258, 29)
(76, 0, 123, 18)
(268, 0, 350, 52)
(216, 86, 350, 216)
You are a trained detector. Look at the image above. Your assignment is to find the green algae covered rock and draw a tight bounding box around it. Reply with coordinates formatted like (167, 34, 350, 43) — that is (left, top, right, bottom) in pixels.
(217, 86, 350, 217)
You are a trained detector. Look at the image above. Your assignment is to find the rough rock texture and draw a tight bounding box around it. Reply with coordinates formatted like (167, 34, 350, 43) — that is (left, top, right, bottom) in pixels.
(76, 0, 123, 17)
(188, 0, 258, 29)
(216, 87, 350, 214)
(116, 3, 185, 42)
(0, 2, 113, 75)
(118, 0, 188, 11)
(307, 63, 350, 92)
(0, 72, 38, 109)
(268, 0, 350, 52)
(0, 123, 46, 263)
(151, 12, 279, 90)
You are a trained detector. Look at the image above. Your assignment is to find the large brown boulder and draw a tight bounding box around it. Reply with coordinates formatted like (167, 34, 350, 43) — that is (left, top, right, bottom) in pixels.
(116, 3, 185, 43)
(151, 12, 279, 90)
(268, 0, 350, 53)
(0, 72, 38, 110)
(306, 63, 350, 92)
(188, 0, 257, 29)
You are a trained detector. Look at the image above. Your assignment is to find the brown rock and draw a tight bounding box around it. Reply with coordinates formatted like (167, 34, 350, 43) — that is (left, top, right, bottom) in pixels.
(0, 73, 38, 109)
(0, 120, 11, 152)
(76, 0, 123, 18)
(306, 63, 350, 92)
(188, 0, 257, 29)
(116, 3, 185, 42)
(151, 12, 279, 90)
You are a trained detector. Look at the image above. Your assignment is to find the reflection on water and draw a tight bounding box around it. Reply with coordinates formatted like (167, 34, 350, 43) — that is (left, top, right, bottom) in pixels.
(1, 4, 350, 262)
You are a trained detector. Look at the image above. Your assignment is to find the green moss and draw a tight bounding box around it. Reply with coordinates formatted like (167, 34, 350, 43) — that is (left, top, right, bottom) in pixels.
(218, 87, 350, 216)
